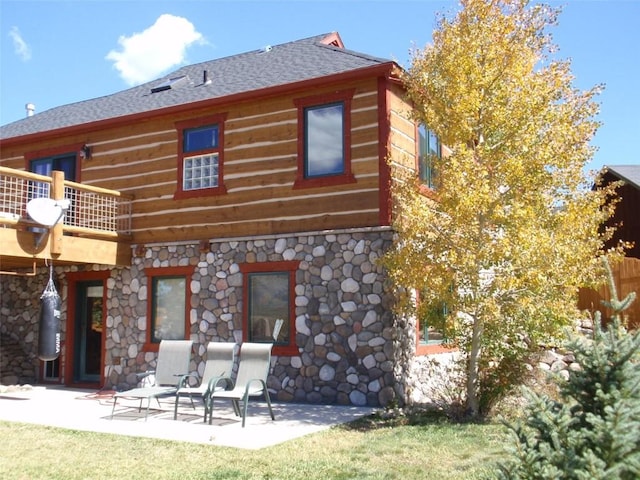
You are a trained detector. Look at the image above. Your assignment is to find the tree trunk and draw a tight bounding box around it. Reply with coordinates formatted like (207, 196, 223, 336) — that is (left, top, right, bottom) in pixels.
(466, 315, 483, 418)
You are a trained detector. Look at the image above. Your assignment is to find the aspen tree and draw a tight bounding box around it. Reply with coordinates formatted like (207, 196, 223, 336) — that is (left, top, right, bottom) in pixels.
(384, 0, 618, 418)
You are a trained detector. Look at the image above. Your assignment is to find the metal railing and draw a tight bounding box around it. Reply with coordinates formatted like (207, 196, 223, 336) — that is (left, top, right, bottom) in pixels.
(0, 166, 132, 237)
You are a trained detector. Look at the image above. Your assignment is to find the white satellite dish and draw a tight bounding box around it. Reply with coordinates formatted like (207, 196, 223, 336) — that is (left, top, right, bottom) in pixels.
(26, 198, 71, 227)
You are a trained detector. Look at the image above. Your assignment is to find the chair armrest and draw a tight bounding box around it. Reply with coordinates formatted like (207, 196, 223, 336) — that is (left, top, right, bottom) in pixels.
(244, 378, 267, 394)
(207, 375, 233, 393)
(174, 372, 193, 388)
(136, 370, 155, 379)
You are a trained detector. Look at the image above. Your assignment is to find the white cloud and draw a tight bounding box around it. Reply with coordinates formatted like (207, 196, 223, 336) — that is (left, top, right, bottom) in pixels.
(9, 26, 31, 61)
(106, 14, 204, 86)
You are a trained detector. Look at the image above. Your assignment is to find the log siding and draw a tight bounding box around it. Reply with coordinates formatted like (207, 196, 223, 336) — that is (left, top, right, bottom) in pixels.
(1, 76, 414, 246)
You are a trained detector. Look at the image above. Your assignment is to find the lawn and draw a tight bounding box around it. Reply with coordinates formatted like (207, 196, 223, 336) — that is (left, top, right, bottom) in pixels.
(0, 413, 507, 479)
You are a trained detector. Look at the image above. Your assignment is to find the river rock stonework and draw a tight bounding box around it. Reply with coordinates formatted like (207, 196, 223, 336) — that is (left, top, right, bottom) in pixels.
(0, 269, 67, 385)
(113, 229, 399, 406)
(1, 228, 404, 407)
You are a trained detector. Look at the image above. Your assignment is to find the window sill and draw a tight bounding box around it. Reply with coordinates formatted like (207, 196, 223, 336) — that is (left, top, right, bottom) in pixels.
(142, 342, 160, 353)
(173, 185, 227, 200)
(416, 343, 457, 356)
(272, 344, 299, 356)
(418, 184, 438, 200)
(293, 173, 356, 190)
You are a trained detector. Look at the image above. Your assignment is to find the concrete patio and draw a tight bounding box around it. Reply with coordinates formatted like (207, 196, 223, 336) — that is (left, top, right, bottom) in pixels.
(0, 386, 376, 449)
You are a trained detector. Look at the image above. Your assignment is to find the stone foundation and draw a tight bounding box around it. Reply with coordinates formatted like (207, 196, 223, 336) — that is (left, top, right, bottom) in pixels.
(1, 228, 402, 407)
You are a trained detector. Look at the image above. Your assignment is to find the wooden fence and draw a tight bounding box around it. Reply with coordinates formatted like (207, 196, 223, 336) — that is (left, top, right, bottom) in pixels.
(578, 257, 640, 330)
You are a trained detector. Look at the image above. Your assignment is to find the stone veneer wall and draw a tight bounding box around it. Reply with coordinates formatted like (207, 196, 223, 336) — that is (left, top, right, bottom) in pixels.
(404, 318, 598, 406)
(1, 228, 407, 407)
(0, 269, 67, 384)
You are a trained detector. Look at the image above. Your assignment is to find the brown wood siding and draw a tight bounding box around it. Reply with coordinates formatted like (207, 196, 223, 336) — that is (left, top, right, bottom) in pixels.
(579, 257, 640, 330)
(603, 174, 640, 259)
(1, 77, 408, 245)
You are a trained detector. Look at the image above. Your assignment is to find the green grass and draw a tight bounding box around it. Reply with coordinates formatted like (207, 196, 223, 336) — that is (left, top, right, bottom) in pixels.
(0, 412, 507, 480)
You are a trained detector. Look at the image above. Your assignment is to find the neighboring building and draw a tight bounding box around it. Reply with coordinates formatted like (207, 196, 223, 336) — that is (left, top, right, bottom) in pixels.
(583, 165, 640, 329)
(600, 165, 640, 259)
(0, 33, 441, 406)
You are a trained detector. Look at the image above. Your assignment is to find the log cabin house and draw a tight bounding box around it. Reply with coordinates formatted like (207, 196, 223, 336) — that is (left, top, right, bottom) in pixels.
(0, 32, 441, 407)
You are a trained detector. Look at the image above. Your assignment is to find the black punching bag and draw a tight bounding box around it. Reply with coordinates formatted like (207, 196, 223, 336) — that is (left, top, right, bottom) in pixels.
(38, 267, 61, 361)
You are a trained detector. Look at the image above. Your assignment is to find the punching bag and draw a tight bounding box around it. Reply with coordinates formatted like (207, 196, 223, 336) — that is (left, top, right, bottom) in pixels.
(38, 266, 61, 361)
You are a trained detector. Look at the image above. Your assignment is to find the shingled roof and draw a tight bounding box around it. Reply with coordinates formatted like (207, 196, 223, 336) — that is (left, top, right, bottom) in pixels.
(0, 32, 395, 140)
(604, 165, 640, 190)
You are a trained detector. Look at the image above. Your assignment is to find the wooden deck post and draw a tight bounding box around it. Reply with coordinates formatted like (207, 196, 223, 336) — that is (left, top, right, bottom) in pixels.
(50, 170, 64, 256)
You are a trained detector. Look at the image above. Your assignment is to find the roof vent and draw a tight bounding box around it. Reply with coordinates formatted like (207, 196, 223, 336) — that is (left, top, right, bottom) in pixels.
(262, 45, 272, 53)
(151, 75, 187, 93)
(25, 103, 35, 117)
(203, 70, 212, 86)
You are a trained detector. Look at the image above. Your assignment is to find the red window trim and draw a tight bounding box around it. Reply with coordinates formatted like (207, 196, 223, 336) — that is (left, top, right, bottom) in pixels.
(174, 113, 228, 200)
(25, 143, 85, 183)
(64, 270, 111, 387)
(414, 289, 457, 356)
(239, 260, 300, 356)
(415, 123, 444, 199)
(416, 342, 457, 356)
(293, 89, 356, 189)
(143, 266, 194, 352)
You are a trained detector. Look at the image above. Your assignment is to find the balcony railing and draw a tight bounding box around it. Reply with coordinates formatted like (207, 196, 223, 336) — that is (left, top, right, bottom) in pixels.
(0, 166, 132, 238)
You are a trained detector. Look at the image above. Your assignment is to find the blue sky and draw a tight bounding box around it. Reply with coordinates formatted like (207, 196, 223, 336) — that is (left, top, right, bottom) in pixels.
(1, 0, 638, 173)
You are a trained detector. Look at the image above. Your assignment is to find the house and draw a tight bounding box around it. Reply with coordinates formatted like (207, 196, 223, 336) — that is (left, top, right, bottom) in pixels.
(600, 165, 640, 259)
(578, 165, 640, 329)
(0, 32, 436, 406)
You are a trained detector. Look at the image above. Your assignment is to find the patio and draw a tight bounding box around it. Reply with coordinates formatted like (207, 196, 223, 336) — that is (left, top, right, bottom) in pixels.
(0, 386, 376, 449)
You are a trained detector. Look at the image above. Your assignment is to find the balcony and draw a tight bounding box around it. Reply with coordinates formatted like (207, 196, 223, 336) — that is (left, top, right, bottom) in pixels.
(0, 166, 132, 274)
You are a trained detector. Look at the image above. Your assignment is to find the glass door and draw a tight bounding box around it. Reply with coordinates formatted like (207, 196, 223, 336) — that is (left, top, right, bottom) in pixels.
(74, 281, 103, 383)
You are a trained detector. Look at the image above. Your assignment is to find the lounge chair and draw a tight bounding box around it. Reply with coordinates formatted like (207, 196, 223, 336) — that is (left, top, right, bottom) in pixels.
(208, 342, 275, 427)
(111, 339, 193, 420)
(173, 342, 236, 421)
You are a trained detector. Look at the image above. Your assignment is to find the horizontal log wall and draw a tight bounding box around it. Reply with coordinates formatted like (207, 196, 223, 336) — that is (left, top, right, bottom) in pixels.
(388, 83, 417, 172)
(1, 77, 416, 246)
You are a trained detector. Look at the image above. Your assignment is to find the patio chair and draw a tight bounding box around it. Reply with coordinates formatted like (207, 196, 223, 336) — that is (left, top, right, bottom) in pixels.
(208, 342, 275, 427)
(111, 339, 193, 421)
(173, 341, 236, 421)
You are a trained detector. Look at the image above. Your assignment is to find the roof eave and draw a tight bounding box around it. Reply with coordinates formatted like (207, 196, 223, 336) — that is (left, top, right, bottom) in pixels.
(602, 166, 640, 191)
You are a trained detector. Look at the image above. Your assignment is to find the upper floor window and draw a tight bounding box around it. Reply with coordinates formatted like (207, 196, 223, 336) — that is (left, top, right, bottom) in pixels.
(28, 151, 78, 212)
(30, 154, 77, 182)
(175, 114, 227, 199)
(240, 261, 299, 356)
(145, 266, 193, 351)
(294, 90, 356, 189)
(418, 124, 441, 189)
(305, 103, 344, 177)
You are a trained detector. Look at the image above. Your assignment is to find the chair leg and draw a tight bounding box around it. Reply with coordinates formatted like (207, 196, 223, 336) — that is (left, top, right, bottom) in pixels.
(241, 393, 249, 428)
(264, 387, 275, 421)
(144, 397, 152, 421)
(231, 399, 241, 417)
(111, 397, 118, 419)
(173, 393, 180, 420)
